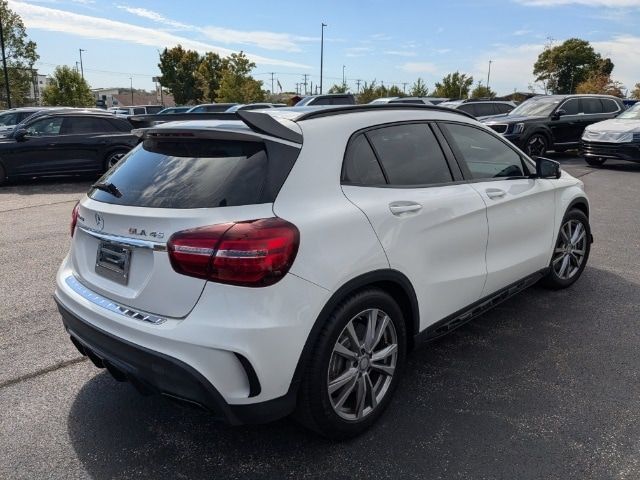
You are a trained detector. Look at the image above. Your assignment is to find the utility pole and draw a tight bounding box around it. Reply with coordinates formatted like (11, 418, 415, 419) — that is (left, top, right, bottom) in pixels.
(342, 65, 346, 87)
(302, 74, 309, 95)
(0, 10, 11, 109)
(129, 77, 133, 105)
(295, 83, 299, 95)
(75, 61, 80, 73)
(402, 82, 408, 94)
(79, 48, 85, 79)
(487, 60, 492, 91)
(270, 72, 275, 95)
(320, 22, 326, 94)
(356, 79, 361, 93)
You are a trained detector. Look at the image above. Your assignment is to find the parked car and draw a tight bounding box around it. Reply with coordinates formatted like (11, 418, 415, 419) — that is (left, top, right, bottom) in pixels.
(369, 97, 449, 105)
(622, 99, 638, 109)
(157, 106, 191, 114)
(482, 94, 625, 157)
(439, 99, 516, 119)
(0, 110, 138, 185)
(0, 107, 64, 137)
(295, 94, 356, 106)
(225, 103, 277, 113)
(110, 105, 165, 116)
(187, 103, 239, 113)
(55, 104, 591, 438)
(581, 102, 640, 166)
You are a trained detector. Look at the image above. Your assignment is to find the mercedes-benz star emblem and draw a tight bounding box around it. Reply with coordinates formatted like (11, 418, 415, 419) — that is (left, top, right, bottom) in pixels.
(95, 212, 104, 231)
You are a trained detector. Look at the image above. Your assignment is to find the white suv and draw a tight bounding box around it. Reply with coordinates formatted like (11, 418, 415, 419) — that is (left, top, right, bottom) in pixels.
(55, 105, 592, 438)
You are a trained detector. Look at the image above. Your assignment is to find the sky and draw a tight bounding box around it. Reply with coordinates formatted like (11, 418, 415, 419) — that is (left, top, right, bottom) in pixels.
(9, 0, 640, 97)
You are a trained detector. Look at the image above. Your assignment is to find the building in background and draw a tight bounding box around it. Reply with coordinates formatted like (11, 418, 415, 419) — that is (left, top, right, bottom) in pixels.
(28, 72, 51, 105)
(92, 87, 175, 109)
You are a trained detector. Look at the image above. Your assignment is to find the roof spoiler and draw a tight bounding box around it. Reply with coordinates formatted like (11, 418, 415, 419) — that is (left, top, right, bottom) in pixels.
(237, 110, 303, 144)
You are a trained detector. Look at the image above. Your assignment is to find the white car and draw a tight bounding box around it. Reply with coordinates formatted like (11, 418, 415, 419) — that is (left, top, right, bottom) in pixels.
(55, 104, 592, 438)
(581, 102, 640, 166)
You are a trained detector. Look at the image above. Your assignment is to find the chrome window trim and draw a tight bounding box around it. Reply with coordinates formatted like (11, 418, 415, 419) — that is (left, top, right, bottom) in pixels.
(64, 275, 167, 325)
(78, 226, 167, 251)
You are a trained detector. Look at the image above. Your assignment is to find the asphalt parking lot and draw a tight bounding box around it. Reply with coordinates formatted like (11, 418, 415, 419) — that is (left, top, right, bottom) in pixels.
(1, 155, 639, 480)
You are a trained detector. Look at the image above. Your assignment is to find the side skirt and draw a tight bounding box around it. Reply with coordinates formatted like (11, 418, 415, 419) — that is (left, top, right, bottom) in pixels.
(418, 268, 549, 342)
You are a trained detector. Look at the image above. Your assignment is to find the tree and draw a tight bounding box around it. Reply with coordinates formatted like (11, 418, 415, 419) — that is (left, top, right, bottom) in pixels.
(387, 85, 404, 97)
(158, 45, 203, 104)
(409, 78, 428, 97)
(630, 83, 640, 100)
(328, 83, 348, 93)
(216, 52, 265, 103)
(41, 65, 93, 107)
(357, 80, 379, 104)
(433, 72, 473, 98)
(470, 83, 496, 98)
(575, 73, 624, 97)
(194, 52, 226, 102)
(533, 38, 613, 94)
(0, 0, 39, 108)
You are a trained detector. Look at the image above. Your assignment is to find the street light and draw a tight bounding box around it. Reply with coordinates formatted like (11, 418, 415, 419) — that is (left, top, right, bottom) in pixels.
(320, 22, 326, 95)
(487, 60, 492, 92)
(79, 48, 86, 79)
(342, 65, 346, 87)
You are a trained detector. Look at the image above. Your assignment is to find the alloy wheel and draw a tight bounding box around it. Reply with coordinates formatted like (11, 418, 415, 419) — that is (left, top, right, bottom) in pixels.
(552, 219, 587, 280)
(526, 135, 547, 157)
(327, 308, 398, 421)
(107, 152, 125, 169)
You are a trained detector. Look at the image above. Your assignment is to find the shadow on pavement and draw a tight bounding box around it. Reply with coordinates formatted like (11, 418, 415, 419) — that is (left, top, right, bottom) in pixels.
(0, 175, 95, 196)
(67, 266, 640, 479)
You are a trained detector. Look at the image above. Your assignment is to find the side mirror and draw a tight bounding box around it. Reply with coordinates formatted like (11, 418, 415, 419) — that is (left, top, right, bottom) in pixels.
(551, 109, 566, 120)
(535, 157, 561, 179)
(13, 128, 28, 141)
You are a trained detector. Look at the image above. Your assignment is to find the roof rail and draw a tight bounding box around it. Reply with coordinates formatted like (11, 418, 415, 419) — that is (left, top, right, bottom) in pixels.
(294, 103, 476, 121)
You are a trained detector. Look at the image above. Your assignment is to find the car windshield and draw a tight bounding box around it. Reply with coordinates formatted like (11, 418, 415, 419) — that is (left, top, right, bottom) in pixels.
(508, 97, 561, 117)
(0, 111, 20, 126)
(617, 103, 640, 119)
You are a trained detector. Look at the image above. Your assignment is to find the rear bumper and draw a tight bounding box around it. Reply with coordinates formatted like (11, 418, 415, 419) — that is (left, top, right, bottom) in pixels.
(56, 299, 297, 425)
(581, 140, 640, 162)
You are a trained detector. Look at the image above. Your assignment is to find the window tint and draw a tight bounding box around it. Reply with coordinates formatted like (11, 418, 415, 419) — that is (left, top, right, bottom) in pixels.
(132, 108, 146, 115)
(601, 99, 619, 113)
(560, 99, 580, 115)
(582, 98, 602, 114)
(342, 135, 386, 185)
(458, 104, 475, 115)
(442, 123, 526, 179)
(497, 103, 515, 114)
(65, 117, 118, 134)
(26, 117, 63, 136)
(474, 103, 496, 117)
(366, 124, 452, 186)
(89, 139, 299, 209)
(145, 106, 163, 114)
(313, 98, 333, 105)
(0, 111, 21, 126)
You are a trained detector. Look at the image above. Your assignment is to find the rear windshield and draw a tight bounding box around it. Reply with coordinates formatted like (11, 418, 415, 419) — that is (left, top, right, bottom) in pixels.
(89, 138, 299, 209)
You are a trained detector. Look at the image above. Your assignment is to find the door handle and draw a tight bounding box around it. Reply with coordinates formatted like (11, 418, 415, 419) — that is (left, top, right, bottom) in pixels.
(389, 201, 423, 216)
(485, 188, 506, 199)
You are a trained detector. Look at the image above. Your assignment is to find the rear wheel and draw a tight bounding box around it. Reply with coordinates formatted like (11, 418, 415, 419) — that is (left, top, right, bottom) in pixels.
(524, 133, 548, 157)
(295, 289, 407, 438)
(585, 157, 606, 167)
(104, 150, 128, 171)
(541, 209, 591, 289)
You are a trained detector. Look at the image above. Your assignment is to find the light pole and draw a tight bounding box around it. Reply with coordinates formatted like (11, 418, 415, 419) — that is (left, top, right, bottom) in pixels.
(0, 10, 11, 108)
(320, 22, 326, 95)
(79, 48, 85, 79)
(342, 65, 346, 88)
(487, 60, 492, 92)
(129, 77, 133, 105)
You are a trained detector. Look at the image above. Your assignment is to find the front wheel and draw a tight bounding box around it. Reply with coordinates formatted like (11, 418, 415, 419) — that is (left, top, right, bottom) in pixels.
(524, 133, 548, 157)
(294, 289, 407, 438)
(585, 157, 606, 167)
(541, 209, 591, 289)
(104, 150, 128, 171)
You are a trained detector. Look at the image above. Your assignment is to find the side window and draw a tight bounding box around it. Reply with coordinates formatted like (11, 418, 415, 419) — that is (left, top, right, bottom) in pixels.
(65, 117, 116, 134)
(366, 124, 453, 186)
(457, 104, 475, 115)
(499, 104, 515, 114)
(26, 117, 63, 136)
(582, 98, 602, 114)
(601, 99, 619, 113)
(560, 99, 580, 115)
(313, 98, 333, 106)
(474, 103, 496, 117)
(132, 108, 146, 115)
(442, 123, 527, 179)
(342, 134, 386, 185)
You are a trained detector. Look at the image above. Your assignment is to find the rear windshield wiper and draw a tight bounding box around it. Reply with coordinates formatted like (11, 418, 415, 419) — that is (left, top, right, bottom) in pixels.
(91, 181, 123, 198)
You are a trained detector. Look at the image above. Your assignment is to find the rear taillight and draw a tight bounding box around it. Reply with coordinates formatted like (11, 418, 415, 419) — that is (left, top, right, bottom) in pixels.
(70, 202, 79, 237)
(167, 218, 299, 287)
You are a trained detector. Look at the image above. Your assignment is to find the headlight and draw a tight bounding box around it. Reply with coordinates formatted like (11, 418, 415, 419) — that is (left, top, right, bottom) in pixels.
(511, 123, 525, 135)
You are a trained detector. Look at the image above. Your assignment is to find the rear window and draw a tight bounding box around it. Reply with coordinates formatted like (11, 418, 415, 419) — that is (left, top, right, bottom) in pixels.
(89, 139, 299, 209)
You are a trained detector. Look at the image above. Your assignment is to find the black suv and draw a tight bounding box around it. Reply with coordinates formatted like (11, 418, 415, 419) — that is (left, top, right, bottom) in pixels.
(439, 99, 516, 119)
(0, 110, 137, 185)
(482, 94, 625, 156)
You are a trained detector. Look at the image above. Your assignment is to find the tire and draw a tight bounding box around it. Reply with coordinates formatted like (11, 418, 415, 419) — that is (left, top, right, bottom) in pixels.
(103, 150, 128, 172)
(294, 288, 407, 439)
(524, 133, 549, 157)
(585, 157, 606, 167)
(0, 163, 6, 186)
(540, 209, 591, 290)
